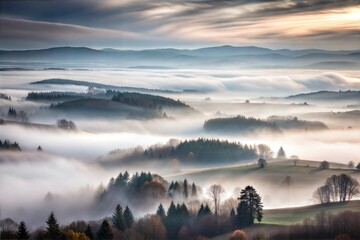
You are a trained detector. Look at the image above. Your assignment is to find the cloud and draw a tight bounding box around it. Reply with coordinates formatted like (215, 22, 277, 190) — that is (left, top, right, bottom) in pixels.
(0, 18, 147, 49)
(1, 0, 360, 49)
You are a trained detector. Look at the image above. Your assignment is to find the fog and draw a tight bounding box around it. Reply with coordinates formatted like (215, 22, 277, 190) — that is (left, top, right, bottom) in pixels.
(1, 68, 360, 227)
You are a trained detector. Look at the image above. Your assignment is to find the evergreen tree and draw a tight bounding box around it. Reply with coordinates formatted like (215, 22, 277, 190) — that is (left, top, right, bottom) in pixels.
(191, 183, 197, 197)
(46, 212, 61, 239)
(236, 201, 252, 227)
(203, 204, 212, 215)
(165, 201, 181, 240)
(156, 203, 166, 220)
(230, 208, 236, 228)
(183, 179, 188, 199)
(277, 146, 286, 159)
(85, 225, 94, 240)
(123, 206, 134, 228)
(112, 204, 125, 231)
(17, 221, 30, 240)
(237, 186, 263, 226)
(97, 220, 113, 240)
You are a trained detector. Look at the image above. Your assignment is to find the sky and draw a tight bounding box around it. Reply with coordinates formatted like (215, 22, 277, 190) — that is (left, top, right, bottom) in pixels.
(0, 0, 360, 50)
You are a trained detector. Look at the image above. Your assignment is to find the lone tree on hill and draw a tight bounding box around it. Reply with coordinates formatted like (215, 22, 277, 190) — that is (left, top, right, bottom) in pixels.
(257, 158, 267, 168)
(237, 186, 263, 226)
(319, 161, 330, 169)
(290, 155, 299, 166)
(277, 146, 286, 159)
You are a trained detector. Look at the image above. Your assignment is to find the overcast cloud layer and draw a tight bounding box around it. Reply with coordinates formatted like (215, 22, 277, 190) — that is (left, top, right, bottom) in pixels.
(1, 0, 359, 50)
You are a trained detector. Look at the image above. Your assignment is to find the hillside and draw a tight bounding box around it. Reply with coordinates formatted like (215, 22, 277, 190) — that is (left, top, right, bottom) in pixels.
(51, 98, 168, 119)
(101, 138, 258, 167)
(211, 201, 360, 240)
(203, 115, 328, 134)
(286, 90, 360, 102)
(262, 200, 360, 225)
(30, 78, 178, 94)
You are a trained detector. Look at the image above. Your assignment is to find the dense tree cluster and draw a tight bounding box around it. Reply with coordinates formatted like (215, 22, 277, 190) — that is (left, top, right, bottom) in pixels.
(57, 119, 77, 130)
(204, 115, 328, 134)
(27, 91, 84, 101)
(111, 91, 191, 109)
(313, 174, 359, 203)
(0, 93, 11, 101)
(204, 115, 281, 134)
(0, 139, 21, 151)
(6, 108, 28, 122)
(168, 179, 198, 199)
(108, 138, 259, 165)
(267, 116, 328, 131)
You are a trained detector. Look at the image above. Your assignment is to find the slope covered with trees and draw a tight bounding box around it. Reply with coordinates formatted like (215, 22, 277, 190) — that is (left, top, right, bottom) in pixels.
(102, 138, 258, 166)
(204, 115, 328, 134)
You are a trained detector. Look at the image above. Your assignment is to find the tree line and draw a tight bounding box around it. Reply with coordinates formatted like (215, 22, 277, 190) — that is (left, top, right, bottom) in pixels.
(0, 185, 263, 240)
(0, 139, 21, 151)
(106, 138, 259, 165)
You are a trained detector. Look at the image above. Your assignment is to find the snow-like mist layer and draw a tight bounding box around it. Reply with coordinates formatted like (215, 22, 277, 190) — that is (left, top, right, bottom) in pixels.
(1, 68, 360, 227)
(1, 69, 360, 98)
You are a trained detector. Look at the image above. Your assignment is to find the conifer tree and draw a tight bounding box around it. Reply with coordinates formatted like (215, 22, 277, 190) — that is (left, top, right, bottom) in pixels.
(97, 220, 113, 240)
(183, 179, 188, 199)
(46, 212, 61, 239)
(85, 225, 94, 240)
(156, 203, 166, 220)
(112, 204, 125, 231)
(17, 221, 30, 240)
(191, 183, 197, 197)
(123, 206, 134, 228)
(237, 185, 263, 226)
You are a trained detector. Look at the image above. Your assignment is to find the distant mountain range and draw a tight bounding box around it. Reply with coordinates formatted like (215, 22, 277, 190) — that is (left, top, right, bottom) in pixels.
(0, 45, 359, 69)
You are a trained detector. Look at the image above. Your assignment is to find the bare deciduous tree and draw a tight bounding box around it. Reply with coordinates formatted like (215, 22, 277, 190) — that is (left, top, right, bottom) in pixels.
(314, 174, 359, 203)
(257, 144, 273, 159)
(207, 184, 225, 216)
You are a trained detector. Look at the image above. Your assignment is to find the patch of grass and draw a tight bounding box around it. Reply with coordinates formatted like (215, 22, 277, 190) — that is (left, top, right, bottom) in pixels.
(262, 200, 360, 225)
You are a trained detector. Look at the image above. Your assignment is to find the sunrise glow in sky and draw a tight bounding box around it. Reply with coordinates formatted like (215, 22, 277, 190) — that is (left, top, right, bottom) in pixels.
(0, 0, 359, 50)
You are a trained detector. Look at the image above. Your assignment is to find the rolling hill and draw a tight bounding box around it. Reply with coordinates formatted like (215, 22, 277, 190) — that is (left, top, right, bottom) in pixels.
(1, 46, 359, 69)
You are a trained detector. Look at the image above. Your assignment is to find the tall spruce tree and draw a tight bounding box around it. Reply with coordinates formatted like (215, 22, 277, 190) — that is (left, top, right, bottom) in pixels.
(183, 179, 188, 199)
(85, 224, 94, 240)
(46, 212, 61, 239)
(97, 220, 113, 240)
(191, 183, 197, 197)
(17, 221, 30, 240)
(156, 203, 166, 220)
(237, 185, 263, 226)
(123, 206, 134, 228)
(112, 204, 125, 231)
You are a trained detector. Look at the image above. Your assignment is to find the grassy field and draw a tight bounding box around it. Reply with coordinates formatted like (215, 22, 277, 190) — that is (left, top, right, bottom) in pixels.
(262, 200, 360, 225)
(166, 160, 360, 209)
(211, 201, 360, 240)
